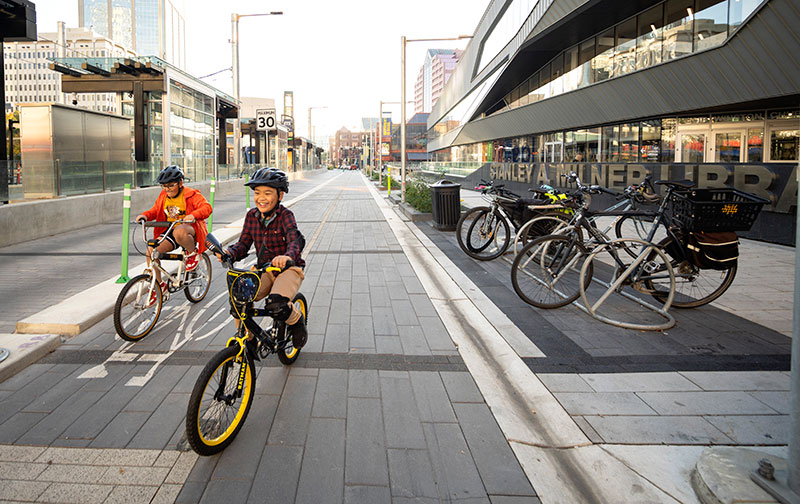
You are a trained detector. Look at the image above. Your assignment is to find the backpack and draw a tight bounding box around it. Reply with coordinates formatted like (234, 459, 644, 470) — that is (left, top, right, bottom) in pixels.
(685, 231, 739, 270)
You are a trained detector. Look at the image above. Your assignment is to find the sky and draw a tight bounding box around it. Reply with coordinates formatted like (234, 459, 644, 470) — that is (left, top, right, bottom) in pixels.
(31, 0, 488, 143)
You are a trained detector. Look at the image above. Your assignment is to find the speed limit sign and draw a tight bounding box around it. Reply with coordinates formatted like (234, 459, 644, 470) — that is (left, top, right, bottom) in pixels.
(256, 108, 276, 131)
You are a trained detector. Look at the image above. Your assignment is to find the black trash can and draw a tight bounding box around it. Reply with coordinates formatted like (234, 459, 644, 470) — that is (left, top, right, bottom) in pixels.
(430, 179, 461, 231)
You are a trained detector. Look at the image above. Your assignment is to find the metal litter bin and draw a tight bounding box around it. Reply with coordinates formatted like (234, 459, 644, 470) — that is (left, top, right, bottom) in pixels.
(430, 179, 461, 231)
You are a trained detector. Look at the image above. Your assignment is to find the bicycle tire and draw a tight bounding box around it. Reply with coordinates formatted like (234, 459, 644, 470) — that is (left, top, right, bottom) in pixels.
(515, 213, 573, 251)
(511, 234, 593, 309)
(114, 274, 162, 341)
(184, 253, 213, 303)
(186, 345, 256, 456)
(456, 206, 510, 261)
(645, 235, 736, 308)
(277, 293, 309, 365)
(613, 214, 667, 258)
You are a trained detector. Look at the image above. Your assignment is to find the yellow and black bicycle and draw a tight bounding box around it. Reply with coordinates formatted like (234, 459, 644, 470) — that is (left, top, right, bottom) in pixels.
(185, 233, 308, 456)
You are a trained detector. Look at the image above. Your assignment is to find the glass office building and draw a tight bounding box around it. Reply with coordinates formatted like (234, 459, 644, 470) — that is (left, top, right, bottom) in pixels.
(428, 0, 800, 244)
(79, 0, 186, 68)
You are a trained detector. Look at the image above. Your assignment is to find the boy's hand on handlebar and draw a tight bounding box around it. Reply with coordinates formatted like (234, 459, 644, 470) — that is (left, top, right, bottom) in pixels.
(270, 255, 293, 269)
(215, 248, 231, 263)
(135, 214, 146, 223)
(183, 214, 195, 223)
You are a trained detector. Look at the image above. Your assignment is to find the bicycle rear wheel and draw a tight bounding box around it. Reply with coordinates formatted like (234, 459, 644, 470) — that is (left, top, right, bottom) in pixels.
(645, 236, 736, 308)
(456, 207, 510, 261)
(277, 293, 309, 365)
(186, 345, 256, 456)
(511, 234, 593, 309)
(184, 253, 212, 303)
(114, 274, 162, 341)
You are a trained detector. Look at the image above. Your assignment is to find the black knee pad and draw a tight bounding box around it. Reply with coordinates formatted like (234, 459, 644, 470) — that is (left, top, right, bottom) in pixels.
(264, 294, 292, 321)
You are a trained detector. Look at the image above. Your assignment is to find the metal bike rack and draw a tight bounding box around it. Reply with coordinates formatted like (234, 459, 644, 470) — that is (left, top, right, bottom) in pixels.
(0, 348, 9, 364)
(511, 213, 573, 255)
(578, 238, 675, 331)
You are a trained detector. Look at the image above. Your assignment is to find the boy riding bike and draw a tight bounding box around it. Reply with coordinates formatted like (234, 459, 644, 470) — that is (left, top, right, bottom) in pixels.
(216, 167, 308, 349)
(135, 165, 212, 294)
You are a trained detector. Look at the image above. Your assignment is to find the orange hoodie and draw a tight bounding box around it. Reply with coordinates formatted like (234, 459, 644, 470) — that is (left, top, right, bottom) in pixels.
(141, 186, 212, 253)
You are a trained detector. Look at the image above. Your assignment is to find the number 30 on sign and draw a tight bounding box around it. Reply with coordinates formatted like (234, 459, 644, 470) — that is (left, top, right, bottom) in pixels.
(256, 109, 276, 131)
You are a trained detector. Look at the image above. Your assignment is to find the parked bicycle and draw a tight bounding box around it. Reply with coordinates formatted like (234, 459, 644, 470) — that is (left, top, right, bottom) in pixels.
(185, 233, 309, 456)
(113, 220, 212, 341)
(456, 179, 571, 260)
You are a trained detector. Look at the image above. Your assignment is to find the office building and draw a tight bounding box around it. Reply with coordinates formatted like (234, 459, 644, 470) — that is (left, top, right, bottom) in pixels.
(79, 0, 186, 68)
(414, 49, 462, 115)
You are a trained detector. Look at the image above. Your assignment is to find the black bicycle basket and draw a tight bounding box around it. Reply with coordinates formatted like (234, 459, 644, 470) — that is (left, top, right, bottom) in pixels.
(670, 188, 769, 232)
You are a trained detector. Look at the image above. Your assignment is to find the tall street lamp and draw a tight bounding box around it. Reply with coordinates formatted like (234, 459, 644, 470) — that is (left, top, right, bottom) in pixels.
(401, 35, 472, 203)
(308, 106, 327, 168)
(232, 11, 283, 170)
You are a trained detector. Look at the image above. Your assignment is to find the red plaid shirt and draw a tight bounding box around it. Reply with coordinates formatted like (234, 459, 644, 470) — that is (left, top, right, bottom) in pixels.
(228, 205, 305, 268)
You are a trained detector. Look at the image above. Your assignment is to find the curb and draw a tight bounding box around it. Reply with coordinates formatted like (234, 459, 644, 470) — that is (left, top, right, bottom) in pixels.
(0, 333, 62, 383)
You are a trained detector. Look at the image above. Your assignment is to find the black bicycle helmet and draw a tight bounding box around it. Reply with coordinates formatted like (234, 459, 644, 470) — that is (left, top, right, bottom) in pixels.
(157, 165, 185, 184)
(245, 167, 289, 193)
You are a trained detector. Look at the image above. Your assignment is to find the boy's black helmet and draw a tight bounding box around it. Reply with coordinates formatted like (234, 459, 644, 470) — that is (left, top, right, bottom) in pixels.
(157, 165, 184, 184)
(246, 167, 289, 193)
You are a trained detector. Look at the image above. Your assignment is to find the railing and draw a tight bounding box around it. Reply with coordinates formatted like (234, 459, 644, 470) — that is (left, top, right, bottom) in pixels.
(417, 161, 481, 177)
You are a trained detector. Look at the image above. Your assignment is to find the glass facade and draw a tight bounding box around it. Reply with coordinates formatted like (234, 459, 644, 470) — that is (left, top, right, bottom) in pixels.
(434, 109, 799, 165)
(135, 0, 160, 58)
(476, 0, 537, 74)
(487, 0, 763, 117)
(169, 80, 215, 181)
(110, 0, 133, 49)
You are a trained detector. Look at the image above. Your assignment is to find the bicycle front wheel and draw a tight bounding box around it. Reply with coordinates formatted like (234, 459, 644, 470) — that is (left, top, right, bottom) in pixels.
(456, 206, 510, 260)
(511, 234, 593, 309)
(614, 214, 668, 259)
(186, 345, 256, 456)
(184, 253, 212, 303)
(646, 236, 737, 308)
(114, 274, 162, 341)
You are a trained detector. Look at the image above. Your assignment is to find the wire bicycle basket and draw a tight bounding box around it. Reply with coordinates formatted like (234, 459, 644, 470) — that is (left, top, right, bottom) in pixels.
(670, 188, 769, 232)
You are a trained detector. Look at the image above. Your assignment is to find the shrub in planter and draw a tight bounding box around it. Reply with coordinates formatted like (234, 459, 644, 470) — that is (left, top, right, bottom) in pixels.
(405, 178, 432, 213)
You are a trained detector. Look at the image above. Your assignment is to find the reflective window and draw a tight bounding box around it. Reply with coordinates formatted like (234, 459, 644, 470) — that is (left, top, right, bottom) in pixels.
(136, 0, 160, 56)
(614, 17, 637, 77)
(730, 0, 763, 29)
(715, 132, 741, 162)
(594, 28, 615, 82)
(694, 0, 729, 51)
(620, 122, 640, 162)
(602, 125, 620, 162)
(770, 128, 799, 161)
(111, 0, 133, 49)
(663, 0, 694, 61)
(682, 134, 705, 162)
(746, 128, 763, 162)
(641, 120, 662, 162)
(476, 0, 536, 74)
(636, 5, 664, 70)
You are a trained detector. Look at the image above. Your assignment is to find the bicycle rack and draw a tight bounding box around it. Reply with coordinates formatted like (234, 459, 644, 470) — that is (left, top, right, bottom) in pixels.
(578, 238, 675, 331)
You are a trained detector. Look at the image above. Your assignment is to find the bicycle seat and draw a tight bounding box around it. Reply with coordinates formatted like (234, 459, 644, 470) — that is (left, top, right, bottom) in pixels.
(655, 179, 695, 189)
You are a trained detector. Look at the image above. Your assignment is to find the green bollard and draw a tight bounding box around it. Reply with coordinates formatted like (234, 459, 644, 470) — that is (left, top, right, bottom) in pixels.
(208, 178, 216, 232)
(245, 174, 250, 209)
(116, 184, 132, 283)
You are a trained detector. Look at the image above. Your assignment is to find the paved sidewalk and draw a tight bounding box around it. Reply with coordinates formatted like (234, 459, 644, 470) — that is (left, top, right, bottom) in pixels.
(0, 171, 794, 503)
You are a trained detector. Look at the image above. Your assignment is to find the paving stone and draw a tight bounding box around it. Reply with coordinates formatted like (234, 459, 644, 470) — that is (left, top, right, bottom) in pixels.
(0, 461, 48, 481)
(349, 316, 375, 349)
(637, 391, 779, 415)
(0, 445, 46, 463)
(199, 479, 252, 504)
(329, 299, 351, 325)
(579, 372, 701, 392)
(60, 381, 143, 441)
(164, 451, 199, 485)
(248, 445, 303, 504)
(387, 448, 439, 499)
(399, 326, 431, 356)
(0, 412, 48, 444)
(127, 393, 189, 450)
(375, 336, 403, 355)
(680, 371, 790, 391)
(749, 391, 791, 414)
(400, 275, 426, 295)
(16, 388, 105, 445)
(267, 374, 316, 446)
(536, 373, 594, 393)
(704, 415, 789, 444)
(344, 485, 391, 503)
(90, 411, 152, 448)
(153, 450, 181, 468)
(99, 465, 170, 485)
(380, 372, 426, 449)
(489, 496, 542, 504)
(151, 483, 183, 504)
(453, 403, 535, 497)
(584, 415, 733, 444)
(392, 299, 420, 326)
(211, 396, 275, 481)
(36, 482, 112, 504)
(348, 369, 380, 398)
(370, 285, 391, 307)
(0, 480, 50, 502)
(554, 392, 658, 416)
(333, 281, 352, 300)
(408, 293, 438, 318)
(409, 372, 457, 423)
(323, 323, 351, 353)
(312, 368, 348, 419)
(295, 418, 345, 504)
(373, 307, 399, 336)
(419, 316, 455, 351)
(103, 485, 159, 504)
(346, 397, 389, 486)
(422, 422, 487, 501)
(393, 497, 440, 504)
(572, 416, 605, 444)
(440, 372, 484, 403)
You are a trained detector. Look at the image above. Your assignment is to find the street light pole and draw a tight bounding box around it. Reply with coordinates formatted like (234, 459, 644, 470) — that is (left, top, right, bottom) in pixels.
(231, 11, 283, 172)
(401, 35, 472, 203)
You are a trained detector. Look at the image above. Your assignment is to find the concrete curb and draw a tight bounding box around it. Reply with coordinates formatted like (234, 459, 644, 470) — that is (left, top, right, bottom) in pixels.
(0, 333, 62, 383)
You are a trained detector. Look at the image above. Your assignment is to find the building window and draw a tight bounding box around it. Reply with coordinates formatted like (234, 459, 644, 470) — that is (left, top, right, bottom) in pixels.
(746, 128, 763, 162)
(769, 128, 799, 161)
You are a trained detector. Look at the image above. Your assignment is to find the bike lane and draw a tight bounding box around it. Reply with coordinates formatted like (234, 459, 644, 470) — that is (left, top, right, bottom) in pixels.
(0, 171, 543, 503)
